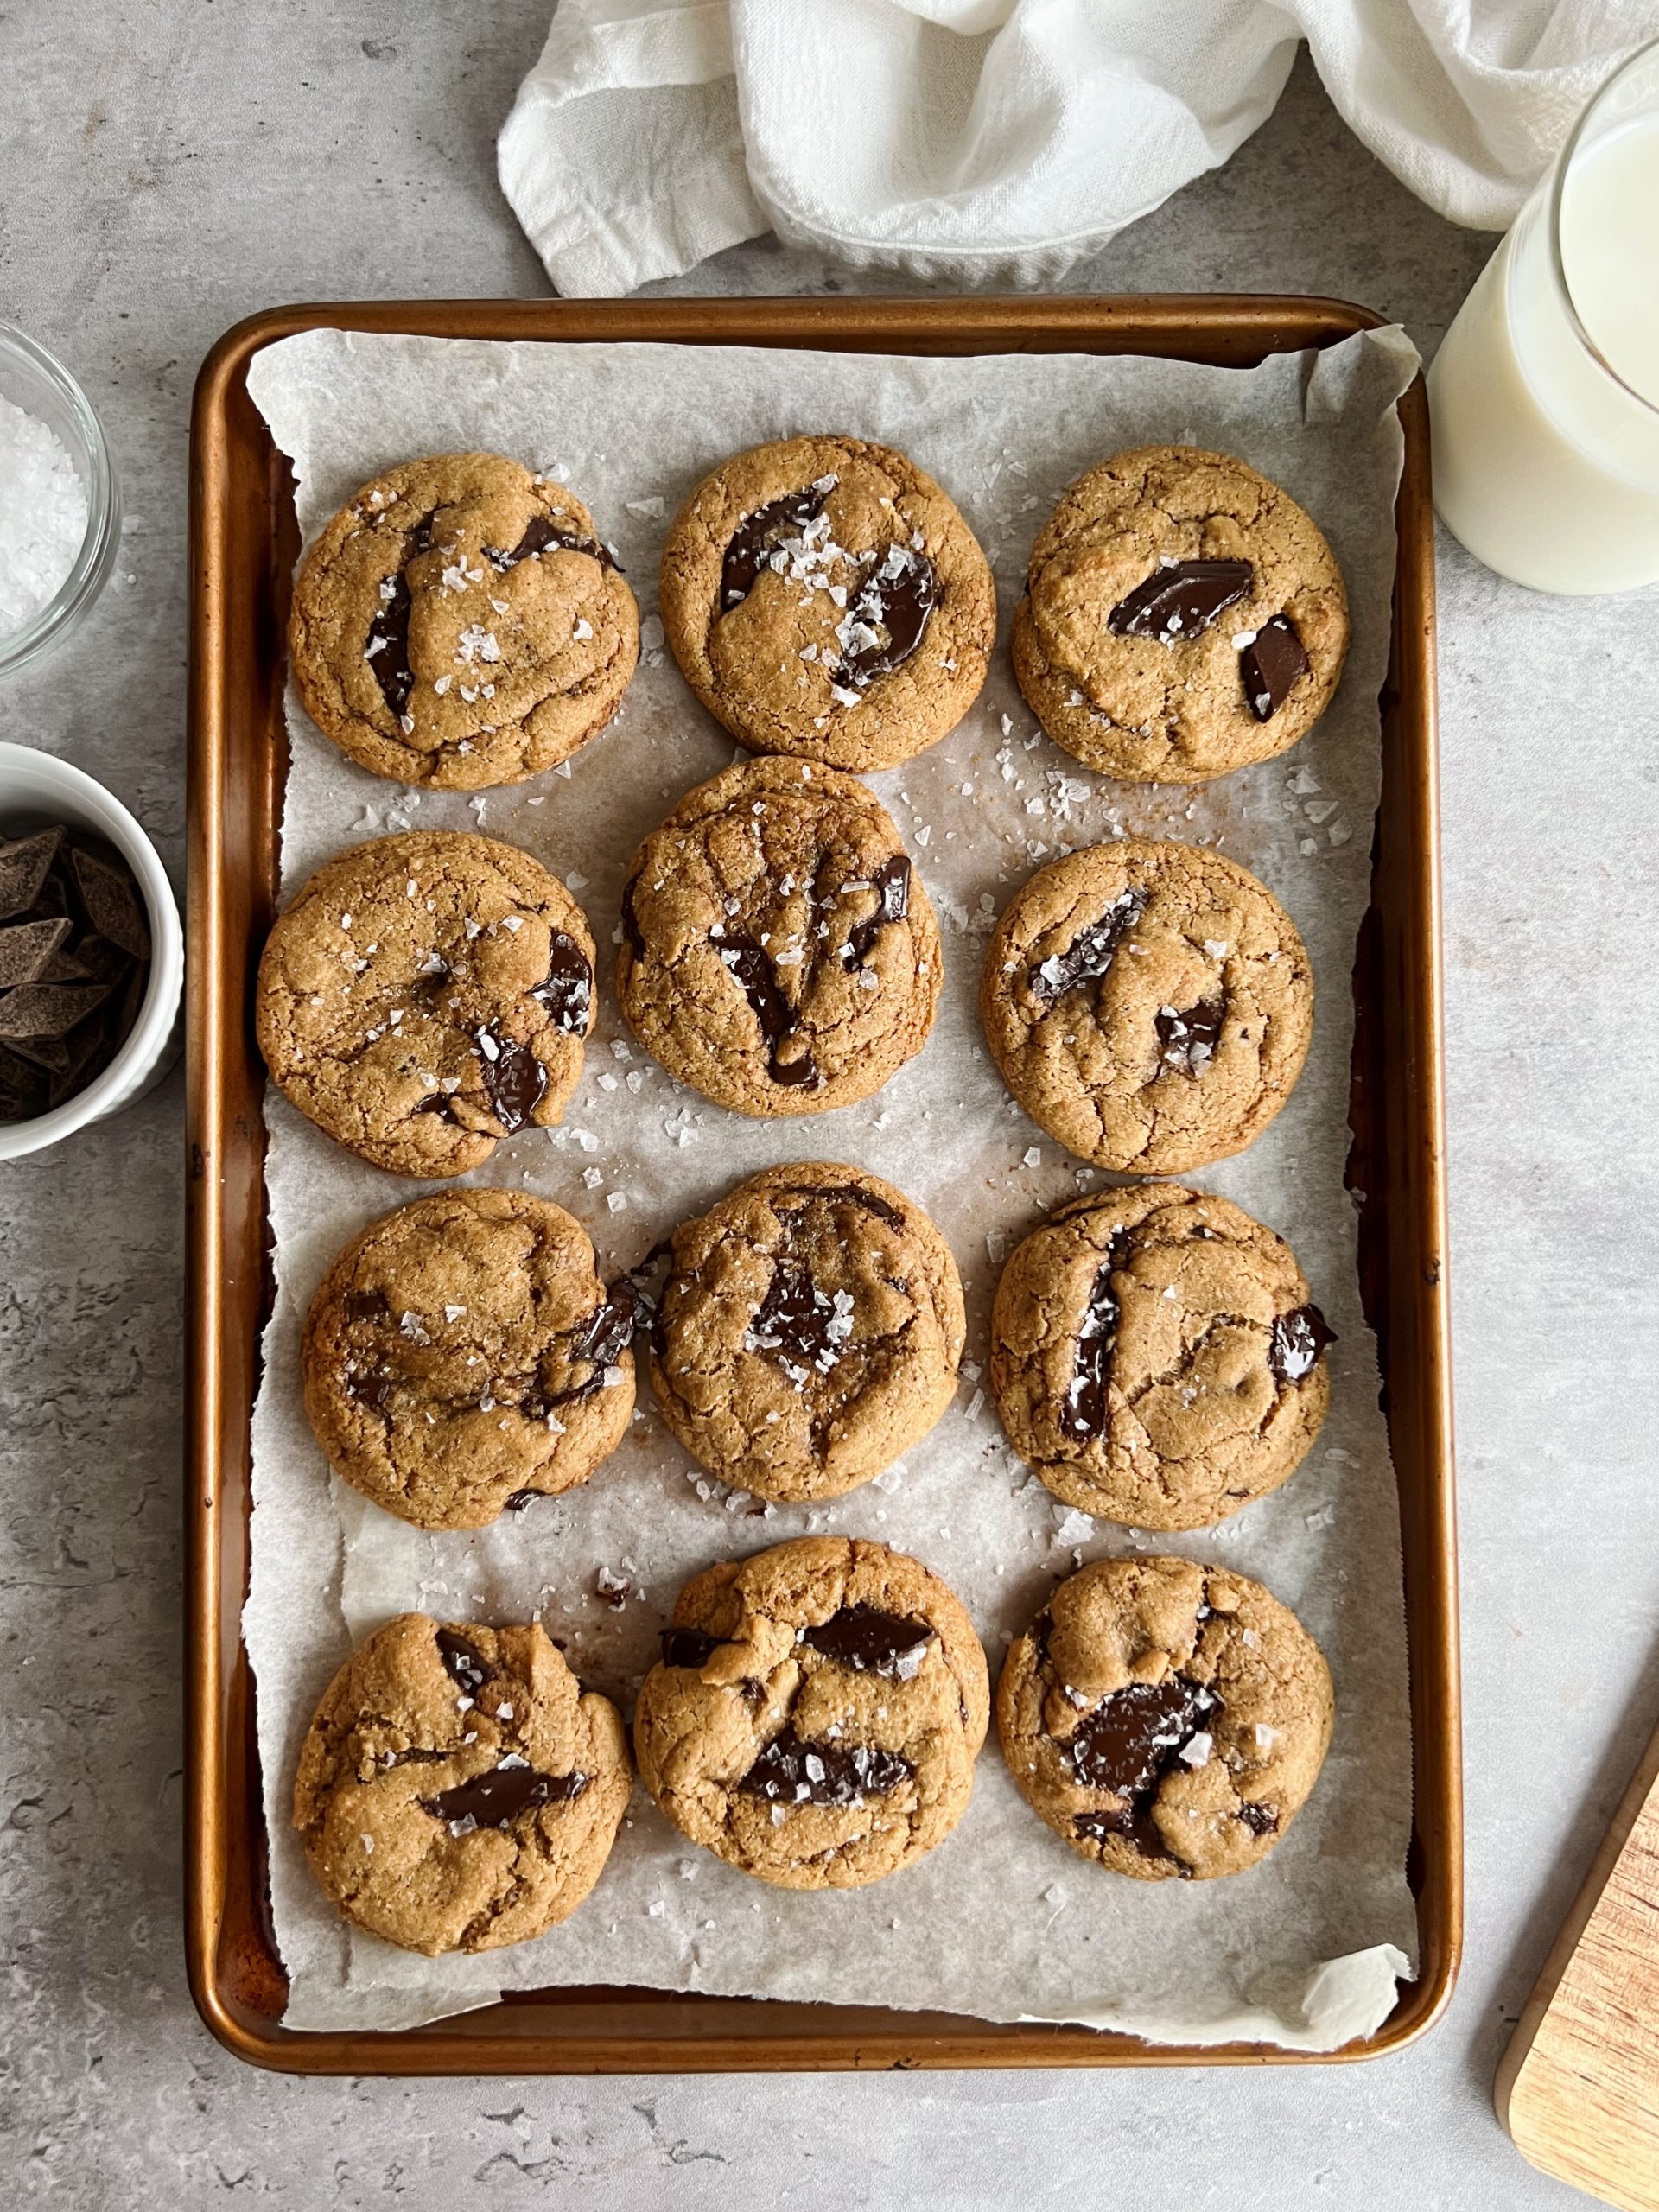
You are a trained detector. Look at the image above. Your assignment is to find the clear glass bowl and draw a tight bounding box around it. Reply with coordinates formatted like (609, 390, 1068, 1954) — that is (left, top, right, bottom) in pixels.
(0, 324, 122, 676)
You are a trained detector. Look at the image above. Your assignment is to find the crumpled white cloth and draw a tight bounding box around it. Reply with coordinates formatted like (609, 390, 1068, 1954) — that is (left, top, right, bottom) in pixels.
(499, 0, 1657, 296)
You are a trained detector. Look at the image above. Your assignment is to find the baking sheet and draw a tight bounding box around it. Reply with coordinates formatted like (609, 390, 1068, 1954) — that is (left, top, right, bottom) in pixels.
(243, 326, 1420, 2042)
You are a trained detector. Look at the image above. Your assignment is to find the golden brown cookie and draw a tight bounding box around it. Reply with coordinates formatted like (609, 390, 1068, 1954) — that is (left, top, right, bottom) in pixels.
(617, 756, 941, 1117)
(289, 452, 639, 789)
(990, 1185, 1332, 1530)
(980, 838, 1313, 1174)
(1013, 445, 1349, 784)
(996, 1556, 1332, 1881)
(633, 1537, 988, 1889)
(293, 1613, 632, 1954)
(659, 434, 995, 771)
(302, 1189, 636, 1530)
(256, 830, 595, 1178)
(649, 1164, 963, 1503)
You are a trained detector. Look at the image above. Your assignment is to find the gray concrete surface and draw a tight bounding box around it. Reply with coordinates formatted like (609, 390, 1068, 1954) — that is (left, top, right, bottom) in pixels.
(2, 7, 1656, 2206)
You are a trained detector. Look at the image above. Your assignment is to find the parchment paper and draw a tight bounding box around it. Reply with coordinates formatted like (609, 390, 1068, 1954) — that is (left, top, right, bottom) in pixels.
(244, 326, 1421, 2043)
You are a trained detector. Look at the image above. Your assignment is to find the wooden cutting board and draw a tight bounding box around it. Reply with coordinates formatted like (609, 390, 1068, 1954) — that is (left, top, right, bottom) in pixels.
(1497, 1717, 1659, 2210)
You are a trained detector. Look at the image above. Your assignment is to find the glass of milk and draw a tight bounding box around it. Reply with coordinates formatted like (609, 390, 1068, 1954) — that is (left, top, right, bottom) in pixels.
(1428, 36, 1659, 594)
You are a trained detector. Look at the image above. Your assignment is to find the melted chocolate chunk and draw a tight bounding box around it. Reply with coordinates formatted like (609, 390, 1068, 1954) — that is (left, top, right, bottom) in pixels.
(835, 547, 938, 688)
(485, 513, 616, 572)
(503, 1489, 540, 1513)
(531, 931, 593, 1034)
(1268, 1302, 1337, 1383)
(775, 1182, 906, 1233)
(716, 934, 818, 1088)
(620, 874, 646, 959)
(1239, 613, 1309, 721)
(720, 485, 830, 610)
(736, 1727, 912, 1808)
(343, 1288, 390, 1325)
(1064, 1676, 1216, 1797)
(476, 1030, 547, 1132)
(423, 1762, 589, 1830)
(435, 1628, 491, 1696)
(1236, 1800, 1280, 1835)
(542, 1280, 638, 1408)
(842, 855, 911, 967)
(802, 1605, 933, 1681)
(1030, 887, 1147, 1002)
(364, 512, 435, 718)
(1063, 1241, 1125, 1442)
(660, 1627, 721, 1669)
(1155, 998, 1224, 1072)
(346, 1364, 393, 1410)
(1109, 558, 1253, 643)
(747, 1255, 842, 1375)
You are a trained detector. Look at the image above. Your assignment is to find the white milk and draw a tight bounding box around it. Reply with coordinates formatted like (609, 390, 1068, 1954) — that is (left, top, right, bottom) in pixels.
(1429, 111, 1659, 594)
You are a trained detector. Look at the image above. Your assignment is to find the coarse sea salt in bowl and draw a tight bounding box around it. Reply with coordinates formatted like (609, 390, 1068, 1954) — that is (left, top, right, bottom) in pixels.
(0, 324, 121, 677)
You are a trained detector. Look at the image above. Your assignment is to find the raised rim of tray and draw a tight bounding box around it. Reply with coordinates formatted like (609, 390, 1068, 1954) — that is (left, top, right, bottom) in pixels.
(186, 292, 1458, 2074)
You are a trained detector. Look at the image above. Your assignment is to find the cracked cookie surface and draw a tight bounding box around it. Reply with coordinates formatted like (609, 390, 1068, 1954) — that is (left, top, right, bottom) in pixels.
(1013, 445, 1349, 784)
(256, 830, 595, 1178)
(633, 1536, 988, 1889)
(303, 1189, 636, 1530)
(616, 756, 941, 1117)
(991, 1185, 1332, 1530)
(650, 1163, 964, 1503)
(659, 434, 995, 772)
(293, 1612, 632, 1954)
(997, 1555, 1332, 1881)
(980, 837, 1313, 1173)
(289, 451, 639, 790)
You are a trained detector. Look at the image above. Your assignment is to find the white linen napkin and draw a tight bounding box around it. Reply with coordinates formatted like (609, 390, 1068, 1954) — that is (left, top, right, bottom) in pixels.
(499, 0, 1656, 296)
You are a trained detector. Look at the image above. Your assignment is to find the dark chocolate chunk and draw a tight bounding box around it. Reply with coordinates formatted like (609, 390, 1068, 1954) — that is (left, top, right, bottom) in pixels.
(720, 484, 831, 610)
(1239, 613, 1309, 721)
(1030, 888, 1147, 1003)
(503, 1489, 540, 1513)
(660, 1626, 722, 1669)
(775, 1181, 906, 1233)
(736, 1726, 912, 1808)
(346, 1363, 393, 1410)
(68, 846, 150, 958)
(842, 855, 911, 968)
(435, 1628, 492, 1696)
(1063, 1675, 1216, 1798)
(530, 930, 593, 1034)
(1109, 558, 1253, 643)
(60, 931, 131, 983)
(423, 1762, 588, 1830)
(0, 982, 111, 1039)
(9, 1032, 71, 1074)
(475, 1029, 547, 1132)
(1236, 1800, 1280, 1835)
(485, 513, 615, 572)
(0, 916, 72, 988)
(1268, 1303, 1336, 1383)
(541, 1279, 638, 1410)
(802, 1605, 933, 1681)
(341, 1287, 390, 1325)
(364, 513, 435, 719)
(1062, 1241, 1125, 1441)
(620, 874, 646, 958)
(715, 933, 818, 1088)
(747, 1255, 842, 1375)
(1155, 997, 1224, 1071)
(834, 547, 938, 688)
(0, 829, 64, 920)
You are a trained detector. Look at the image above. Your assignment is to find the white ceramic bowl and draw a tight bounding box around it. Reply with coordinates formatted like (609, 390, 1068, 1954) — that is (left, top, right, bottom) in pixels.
(0, 742, 183, 1159)
(0, 325, 122, 675)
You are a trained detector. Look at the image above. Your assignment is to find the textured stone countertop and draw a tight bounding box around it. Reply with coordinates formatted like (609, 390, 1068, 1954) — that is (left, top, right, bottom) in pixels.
(3, 7, 1656, 2206)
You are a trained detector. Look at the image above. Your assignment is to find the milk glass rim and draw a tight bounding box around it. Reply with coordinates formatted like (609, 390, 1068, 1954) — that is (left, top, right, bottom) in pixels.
(1548, 32, 1659, 423)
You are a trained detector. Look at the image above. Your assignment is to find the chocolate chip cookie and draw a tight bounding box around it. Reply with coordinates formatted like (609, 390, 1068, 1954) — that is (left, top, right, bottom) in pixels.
(659, 435, 995, 772)
(649, 1165, 963, 1503)
(293, 1612, 632, 1954)
(980, 838, 1313, 1174)
(257, 830, 595, 1178)
(997, 1556, 1332, 1881)
(991, 1185, 1332, 1530)
(302, 1189, 636, 1530)
(617, 757, 941, 1116)
(1013, 446, 1349, 784)
(633, 1537, 988, 1890)
(289, 452, 639, 789)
